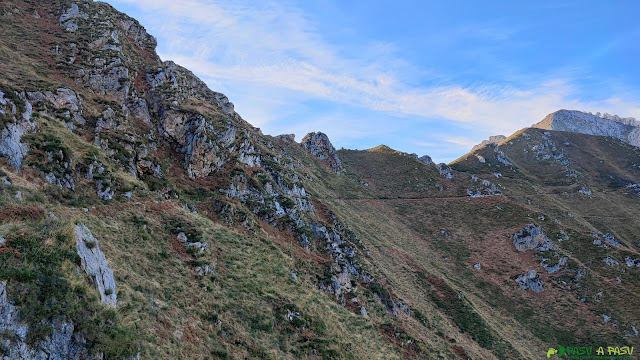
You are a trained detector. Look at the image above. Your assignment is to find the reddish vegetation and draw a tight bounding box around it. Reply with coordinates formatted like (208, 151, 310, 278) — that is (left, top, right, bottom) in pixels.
(451, 344, 470, 359)
(376, 323, 422, 358)
(0, 204, 45, 222)
(169, 235, 189, 258)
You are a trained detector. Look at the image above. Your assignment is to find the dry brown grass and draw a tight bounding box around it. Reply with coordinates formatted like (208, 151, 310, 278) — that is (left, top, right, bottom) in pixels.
(0, 204, 45, 222)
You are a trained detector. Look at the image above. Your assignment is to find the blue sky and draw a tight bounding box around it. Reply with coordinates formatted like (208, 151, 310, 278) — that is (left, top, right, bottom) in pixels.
(105, 0, 639, 162)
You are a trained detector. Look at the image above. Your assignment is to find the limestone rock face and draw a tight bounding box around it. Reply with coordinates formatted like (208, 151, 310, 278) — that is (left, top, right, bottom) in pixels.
(0, 90, 36, 169)
(146, 61, 262, 177)
(0, 281, 101, 360)
(74, 224, 117, 306)
(301, 132, 344, 174)
(0, 123, 30, 170)
(533, 110, 640, 147)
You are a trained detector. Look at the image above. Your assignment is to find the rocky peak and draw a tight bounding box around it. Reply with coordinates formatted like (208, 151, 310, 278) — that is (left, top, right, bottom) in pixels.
(418, 154, 434, 166)
(533, 110, 640, 147)
(147, 60, 238, 118)
(471, 135, 506, 152)
(59, 1, 157, 52)
(301, 132, 344, 174)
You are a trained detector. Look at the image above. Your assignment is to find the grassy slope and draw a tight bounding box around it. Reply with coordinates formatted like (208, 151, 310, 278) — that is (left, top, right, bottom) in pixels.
(450, 129, 640, 346)
(0, 116, 408, 359)
(291, 135, 640, 359)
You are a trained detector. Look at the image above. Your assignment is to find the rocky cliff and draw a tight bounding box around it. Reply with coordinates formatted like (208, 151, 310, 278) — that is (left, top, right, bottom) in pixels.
(533, 109, 640, 147)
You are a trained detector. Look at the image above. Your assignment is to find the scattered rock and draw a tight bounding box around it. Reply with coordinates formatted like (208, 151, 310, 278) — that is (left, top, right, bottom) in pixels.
(578, 187, 592, 197)
(397, 302, 411, 316)
(602, 257, 619, 267)
(603, 233, 620, 247)
(360, 306, 368, 317)
(556, 230, 569, 242)
(496, 151, 512, 166)
(195, 265, 213, 277)
(285, 309, 302, 322)
(625, 257, 640, 268)
(512, 224, 555, 252)
(541, 257, 567, 273)
(515, 270, 544, 292)
(436, 163, 453, 179)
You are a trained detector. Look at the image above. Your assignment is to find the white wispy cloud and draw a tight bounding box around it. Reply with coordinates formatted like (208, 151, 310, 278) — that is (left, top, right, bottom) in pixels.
(107, 0, 639, 158)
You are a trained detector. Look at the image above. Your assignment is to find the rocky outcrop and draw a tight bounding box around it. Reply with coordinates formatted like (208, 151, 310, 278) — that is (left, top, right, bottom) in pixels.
(512, 224, 555, 252)
(0, 123, 30, 170)
(418, 155, 434, 166)
(436, 163, 453, 179)
(145, 61, 262, 178)
(74, 224, 117, 306)
(0, 281, 100, 360)
(276, 134, 295, 143)
(471, 135, 506, 152)
(495, 150, 512, 166)
(533, 110, 640, 147)
(515, 270, 544, 292)
(59, 3, 88, 33)
(467, 176, 501, 197)
(301, 132, 343, 174)
(541, 257, 567, 273)
(147, 61, 238, 118)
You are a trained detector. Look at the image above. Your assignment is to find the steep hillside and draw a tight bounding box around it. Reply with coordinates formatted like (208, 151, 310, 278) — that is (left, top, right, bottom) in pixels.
(0, 1, 639, 359)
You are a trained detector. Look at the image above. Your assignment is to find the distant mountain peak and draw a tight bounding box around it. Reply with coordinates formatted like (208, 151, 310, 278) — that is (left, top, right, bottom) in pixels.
(532, 110, 640, 147)
(367, 144, 395, 153)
